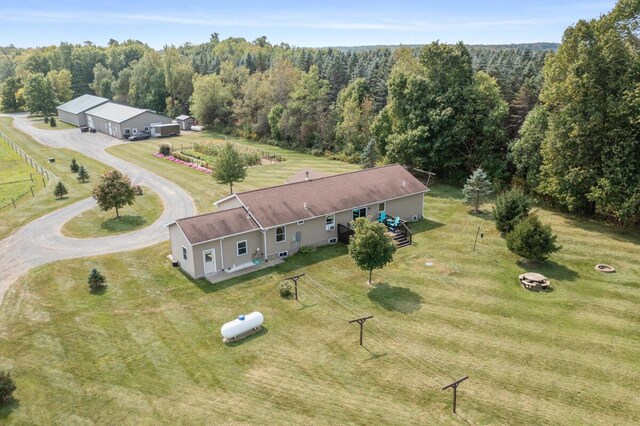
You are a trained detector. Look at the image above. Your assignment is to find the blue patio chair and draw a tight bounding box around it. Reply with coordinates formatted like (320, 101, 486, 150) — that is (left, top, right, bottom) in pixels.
(378, 211, 387, 223)
(389, 217, 401, 230)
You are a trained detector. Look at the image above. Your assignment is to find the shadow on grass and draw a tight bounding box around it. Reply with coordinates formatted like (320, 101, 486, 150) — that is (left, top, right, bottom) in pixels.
(516, 260, 579, 282)
(89, 285, 108, 296)
(0, 398, 20, 418)
(408, 219, 445, 235)
(467, 210, 494, 221)
(188, 245, 349, 294)
(362, 346, 389, 361)
(224, 326, 268, 346)
(100, 215, 146, 232)
(562, 212, 640, 247)
(368, 283, 423, 314)
(425, 184, 464, 201)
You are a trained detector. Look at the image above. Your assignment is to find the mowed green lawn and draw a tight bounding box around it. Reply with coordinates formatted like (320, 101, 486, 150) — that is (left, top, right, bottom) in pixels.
(0, 117, 110, 239)
(107, 132, 361, 213)
(61, 187, 163, 238)
(28, 116, 75, 131)
(0, 138, 44, 207)
(0, 185, 638, 424)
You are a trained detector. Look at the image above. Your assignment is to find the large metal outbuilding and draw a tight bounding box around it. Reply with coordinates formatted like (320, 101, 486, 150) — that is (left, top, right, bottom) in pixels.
(56, 94, 109, 127)
(84, 103, 173, 139)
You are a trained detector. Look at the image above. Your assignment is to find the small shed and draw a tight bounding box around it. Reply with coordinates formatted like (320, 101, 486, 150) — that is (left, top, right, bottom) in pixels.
(176, 115, 194, 130)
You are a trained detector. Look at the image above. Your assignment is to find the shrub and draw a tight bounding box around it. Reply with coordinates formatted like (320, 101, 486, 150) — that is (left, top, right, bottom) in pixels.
(49, 117, 56, 127)
(87, 268, 107, 293)
(298, 245, 317, 254)
(43, 116, 49, 124)
(159, 143, 172, 156)
(506, 215, 561, 262)
(133, 185, 143, 195)
(493, 189, 531, 233)
(0, 370, 16, 405)
(279, 281, 292, 298)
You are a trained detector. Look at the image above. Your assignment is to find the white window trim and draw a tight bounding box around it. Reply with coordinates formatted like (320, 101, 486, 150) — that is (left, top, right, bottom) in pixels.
(328, 237, 337, 244)
(237, 240, 248, 256)
(297, 220, 304, 225)
(325, 214, 335, 226)
(275, 226, 286, 244)
(352, 207, 367, 220)
(182, 246, 187, 260)
(124, 128, 130, 133)
(378, 202, 386, 212)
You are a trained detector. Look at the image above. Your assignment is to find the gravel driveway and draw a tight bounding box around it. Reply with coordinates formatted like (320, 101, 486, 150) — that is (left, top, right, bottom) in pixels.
(0, 114, 196, 304)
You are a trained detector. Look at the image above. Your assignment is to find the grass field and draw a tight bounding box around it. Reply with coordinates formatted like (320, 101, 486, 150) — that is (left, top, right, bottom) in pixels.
(0, 117, 110, 240)
(108, 132, 361, 213)
(0, 184, 638, 424)
(28, 116, 75, 131)
(0, 138, 44, 208)
(61, 187, 163, 238)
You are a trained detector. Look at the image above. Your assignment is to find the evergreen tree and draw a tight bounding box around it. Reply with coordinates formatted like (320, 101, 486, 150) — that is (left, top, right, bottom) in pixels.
(212, 142, 247, 194)
(493, 189, 531, 233)
(506, 215, 561, 262)
(348, 217, 396, 284)
(70, 158, 79, 173)
(0, 370, 16, 405)
(361, 139, 377, 169)
(77, 165, 89, 183)
(92, 170, 136, 218)
(87, 268, 106, 292)
(53, 181, 68, 199)
(49, 117, 56, 127)
(462, 168, 492, 213)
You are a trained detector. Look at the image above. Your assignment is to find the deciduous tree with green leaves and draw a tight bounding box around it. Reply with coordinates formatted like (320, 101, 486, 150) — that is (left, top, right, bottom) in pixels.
(92, 170, 135, 218)
(462, 168, 492, 213)
(348, 217, 397, 284)
(23, 72, 57, 115)
(212, 142, 246, 194)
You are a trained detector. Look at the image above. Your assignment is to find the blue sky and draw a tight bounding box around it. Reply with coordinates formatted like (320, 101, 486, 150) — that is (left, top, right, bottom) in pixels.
(0, 0, 618, 48)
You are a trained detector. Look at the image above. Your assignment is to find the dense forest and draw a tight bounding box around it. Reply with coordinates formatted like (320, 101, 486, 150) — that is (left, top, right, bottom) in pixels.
(1, 0, 639, 223)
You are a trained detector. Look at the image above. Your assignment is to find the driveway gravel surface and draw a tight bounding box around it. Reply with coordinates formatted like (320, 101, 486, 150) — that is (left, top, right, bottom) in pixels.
(0, 114, 196, 304)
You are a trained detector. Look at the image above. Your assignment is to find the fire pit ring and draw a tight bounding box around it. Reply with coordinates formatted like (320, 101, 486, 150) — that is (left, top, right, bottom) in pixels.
(595, 264, 615, 273)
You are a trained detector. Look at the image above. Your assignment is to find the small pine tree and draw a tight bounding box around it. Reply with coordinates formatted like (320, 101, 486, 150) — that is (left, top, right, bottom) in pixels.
(49, 117, 57, 127)
(43, 116, 49, 124)
(70, 158, 79, 173)
(506, 215, 561, 262)
(77, 165, 89, 183)
(87, 268, 106, 292)
(462, 168, 492, 213)
(0, 370, 16, 405)
(360, 139, 377, 169)
(53, 181, 68, 199)
(493, 189, 531, 234)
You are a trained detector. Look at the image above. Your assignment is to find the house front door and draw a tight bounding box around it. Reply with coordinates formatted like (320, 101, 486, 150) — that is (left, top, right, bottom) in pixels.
(203, 249, 216, 274)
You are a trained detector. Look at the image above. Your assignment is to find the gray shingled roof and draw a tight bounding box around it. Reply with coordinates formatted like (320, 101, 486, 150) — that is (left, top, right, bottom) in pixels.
(175, 207, 259, 245)
(84, 102, 153, 123)
(238, 164, 427, 229)
(56, 94, 109, 115)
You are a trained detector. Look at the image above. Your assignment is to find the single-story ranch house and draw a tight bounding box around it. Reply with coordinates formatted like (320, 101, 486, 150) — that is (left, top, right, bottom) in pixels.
(56, 94, 109, 127)
(167, 164, 428, 280)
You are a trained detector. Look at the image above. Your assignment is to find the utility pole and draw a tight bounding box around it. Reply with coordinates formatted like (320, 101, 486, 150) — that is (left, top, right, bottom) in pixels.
(442, 376, 468, 414)
(348, 315, 373, 346)
(284, 273, 305, 301)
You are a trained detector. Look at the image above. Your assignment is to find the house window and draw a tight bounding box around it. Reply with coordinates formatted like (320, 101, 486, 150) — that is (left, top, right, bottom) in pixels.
(237, 240, 247, 256)
(378, 202, 386, 212)
(182, 246, 187, 261)
(124, 128, 130, 134)
(326, 215, 335, 226)
(352, 207, 367, 220)
(275, 226, 286, 243)
(297, 220, 304, 225)
(144, 126, 149, 132)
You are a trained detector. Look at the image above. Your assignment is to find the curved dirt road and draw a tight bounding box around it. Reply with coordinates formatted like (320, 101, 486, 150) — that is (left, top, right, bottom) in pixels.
(0, 114, 196, 304)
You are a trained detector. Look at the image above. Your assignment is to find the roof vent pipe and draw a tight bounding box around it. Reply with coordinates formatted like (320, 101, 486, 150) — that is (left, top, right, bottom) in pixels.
(402, 180, 406, 187)
(304, 202, 308, 210)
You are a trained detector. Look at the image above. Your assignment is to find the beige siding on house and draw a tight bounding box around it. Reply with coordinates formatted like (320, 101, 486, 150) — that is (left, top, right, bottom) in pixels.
(264, 216, 338, 258)
(386, 193, 424, 221)
(191, 230, 263, 277)
(169, 224, 195, 278)
(217, 197, 243, 211)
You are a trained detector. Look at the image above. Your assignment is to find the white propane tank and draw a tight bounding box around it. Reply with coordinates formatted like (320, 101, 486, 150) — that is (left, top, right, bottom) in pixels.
(221, 312, 264, 339)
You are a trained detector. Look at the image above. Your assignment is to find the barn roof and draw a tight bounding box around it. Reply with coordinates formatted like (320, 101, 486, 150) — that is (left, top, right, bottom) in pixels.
(85, 102, 160, 123)
(57, 94, 109, 115)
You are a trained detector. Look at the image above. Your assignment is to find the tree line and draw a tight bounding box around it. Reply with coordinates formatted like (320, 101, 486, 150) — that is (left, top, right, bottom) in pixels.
(1, 0, 638, 223)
